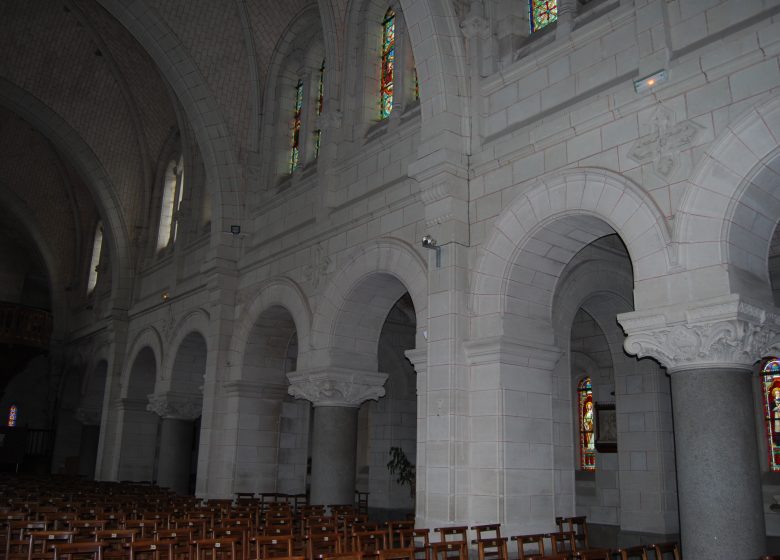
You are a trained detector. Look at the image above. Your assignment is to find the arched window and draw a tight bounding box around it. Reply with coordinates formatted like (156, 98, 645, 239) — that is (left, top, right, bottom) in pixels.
(578, 377, 595, 471)
(380, 7, 396, 119)
(290, 79, 304, 173)
(87, 222, 103, 294)
(7, 405, 17, 427)
(530, 0, 558, 32)
(761, 358, 780, 471)
(157, 157, 185, 251)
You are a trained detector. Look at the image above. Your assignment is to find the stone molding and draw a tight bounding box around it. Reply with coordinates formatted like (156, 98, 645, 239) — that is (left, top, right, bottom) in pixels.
(146, 392, 202, 420)
(463, 335, 562, 369)
(222, 380, 288, 400)
(618, 295, 780, 372)
(74, 406, 101, 426)
(287, 368, 388, 407)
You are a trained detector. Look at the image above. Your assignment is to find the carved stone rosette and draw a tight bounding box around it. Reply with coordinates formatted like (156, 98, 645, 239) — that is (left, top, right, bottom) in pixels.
(287, 368, 388, 407)
(617, 295, 780, 372)
(146, 393, 202, 420)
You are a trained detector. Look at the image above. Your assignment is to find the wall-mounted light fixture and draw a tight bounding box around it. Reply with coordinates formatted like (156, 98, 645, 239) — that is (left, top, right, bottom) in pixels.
(230, 225, 241, 235)
(422, 235, 441, 268)
(634, 69, 668, 94)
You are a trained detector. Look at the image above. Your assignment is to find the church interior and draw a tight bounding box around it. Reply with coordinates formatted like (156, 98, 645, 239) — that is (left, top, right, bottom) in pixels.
(2, 0, 780, 558)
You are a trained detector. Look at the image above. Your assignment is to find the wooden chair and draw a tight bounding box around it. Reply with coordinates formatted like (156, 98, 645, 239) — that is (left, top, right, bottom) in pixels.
(433, 528, 466, 545)
(648, 542, 680, 560)
(471, 525, 501, 542)
(53, 541, 106, 560)
(129, 540, 175, 560)
(28, 530, 77, 560)
(511, 534, 547, 560)
(377, 549, 414, 560)
(193, 538, 240, 560)
(397, 529, 428, 560)
(212, 528, 249, 560)
(554, 517, 589, 551)
(475, 538, 508, 560)
(548, 532, 577, 556)
(123, 521, 158, 540)
(351, 530, 387, 559)
(95, 529, 137, 559)
(6, 520, 47, 559)
(386, 522, 414, 549)
(613, 545, 648, 560)
(254, 534, 295, 559)
(307, 532, 342, 560)
(429, 542, 466, 560)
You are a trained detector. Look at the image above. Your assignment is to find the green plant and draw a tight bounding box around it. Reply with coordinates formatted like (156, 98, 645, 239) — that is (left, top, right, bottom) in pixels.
(387, 446, 416, 498)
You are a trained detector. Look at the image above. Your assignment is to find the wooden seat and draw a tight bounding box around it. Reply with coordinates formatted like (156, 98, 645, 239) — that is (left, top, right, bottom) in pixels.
(574, 548, 611, 560)
(613, 545, 648, 560)
(123, 522, 158, 540)
(129, 540, 175, 560)
(511, 534, 547, 560)
(321, 553, 363, 560)
(554, 518, 588, 551)
(53, 541, 106, 560)
(648, 542, 680, 560)
(475, 538, 508, 560)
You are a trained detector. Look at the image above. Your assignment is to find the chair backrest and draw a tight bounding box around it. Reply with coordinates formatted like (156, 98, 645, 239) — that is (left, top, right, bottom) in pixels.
(28, 531, 76, 560)
(575, 548, 611, 560)
(386, 522, 414, 548)
(307, 532, 342, 560)
(554, 517, 589, 550)
(433, 528, 467, 544)
(254, 534, 295, 559)
(52, 541, 106, 560)
(352, 530, 387, 554)
(548, 531, 577, 554)
(470, 525, 501, 542)
(649, 542, 680, 560)
(510, 534, 546, 560)
(7, 521, 47, 558)
(475, 538, 508, 560)
(429, 542, 466, 560)
(194, 537, 240, 560)
(129, 540, 174, 560)
(614, 545, 649, 560)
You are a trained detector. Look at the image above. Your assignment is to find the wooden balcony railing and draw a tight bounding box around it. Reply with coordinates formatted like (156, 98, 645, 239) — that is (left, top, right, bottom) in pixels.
(0, 302, 52, 349)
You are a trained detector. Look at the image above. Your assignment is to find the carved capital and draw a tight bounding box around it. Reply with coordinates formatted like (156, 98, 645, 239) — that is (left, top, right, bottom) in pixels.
(618, 295, 780, 372)
(287, 368, 388, 407)
(74, 407, 101, 426)
(147, 393, 202, 420)
(461, 15, 490, 40)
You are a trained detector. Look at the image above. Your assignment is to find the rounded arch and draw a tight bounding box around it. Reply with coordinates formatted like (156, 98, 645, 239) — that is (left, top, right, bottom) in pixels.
(472, 168, 672, 343)
(676, 94, 780, 305)
(309, 237, 427, 371)
(97, 0, 242, 241)
(0, 79, 133, 311)
(229, 277, 313, 381)
(121, 327, 163, 399)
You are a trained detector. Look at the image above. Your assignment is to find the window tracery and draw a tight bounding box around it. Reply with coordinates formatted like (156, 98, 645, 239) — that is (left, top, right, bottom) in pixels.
(530, 0, 558, 32)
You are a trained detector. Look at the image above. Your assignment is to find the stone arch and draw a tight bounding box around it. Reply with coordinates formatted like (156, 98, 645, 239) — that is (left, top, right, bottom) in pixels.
(676, 94, 780, 305)
(472, 168, 672, 343)
(230, 277, 313, 382)
(160, 309, 212, 384)
(309, 237, 427, 371)
(0, 79, 133, 311)
(121, 327, 164, 398)
(97, 0, 242, 241)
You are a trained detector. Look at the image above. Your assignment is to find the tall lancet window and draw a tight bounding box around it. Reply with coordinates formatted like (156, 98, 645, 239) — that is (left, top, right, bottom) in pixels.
(762, 358, 780, 471)
(290, 79, 304, 173)
(157, 157, 185, 250)
(313, 59, 325, 160)
(380, 7, 396, 119)
(7, 405, 18, 427)
(530, 0, 557, 32)
(87, 222, 103, 294)
(578, 377, 595, 471)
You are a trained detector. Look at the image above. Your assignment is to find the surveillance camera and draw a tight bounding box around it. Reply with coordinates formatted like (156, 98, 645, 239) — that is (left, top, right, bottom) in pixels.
(422, 235, 437, 249)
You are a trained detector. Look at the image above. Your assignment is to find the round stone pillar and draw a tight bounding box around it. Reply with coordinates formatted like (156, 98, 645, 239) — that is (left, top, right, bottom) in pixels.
(619, 295, 776, 560)
(670, 367, 764, 558)
(288, 368, 388, 507)
(147, 393, 201, 495)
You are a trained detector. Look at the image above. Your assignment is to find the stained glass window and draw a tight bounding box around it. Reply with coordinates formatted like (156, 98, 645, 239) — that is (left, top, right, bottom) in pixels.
(414, 68, 419, 101)
(578, 377, 595, 471)
(762, 358, 780, 471)
(314, 59, 325, 160)
(7, 405, 17, 427)
(530, 0, 557, 33)
(380, 8, 395, 119)
(87, 222, 103, 293)
(290, 79, 304, 173)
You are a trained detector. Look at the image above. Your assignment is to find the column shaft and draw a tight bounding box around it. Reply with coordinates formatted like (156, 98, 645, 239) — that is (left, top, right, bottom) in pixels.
(157, 418, 195, 495)
(671, 368, 765, 559)
(78, 425, 100, 479)
(310, 406, 358, 506)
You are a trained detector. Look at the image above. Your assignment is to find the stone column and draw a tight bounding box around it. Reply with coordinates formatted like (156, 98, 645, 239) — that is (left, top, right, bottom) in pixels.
(619, 295, 779, 560)
(288, 368, 387, 506)
(74, 406, 101, 479)
(147, 393, 201, 495)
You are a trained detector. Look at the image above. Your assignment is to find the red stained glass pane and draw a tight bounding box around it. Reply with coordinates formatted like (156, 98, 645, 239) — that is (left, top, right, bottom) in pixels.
(530, 0, 558, 33)
(578, 377, 595, 471)
(289, 79, 304, 173)
(380, 8, 395, 119)
(762, 358, 780, 471)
